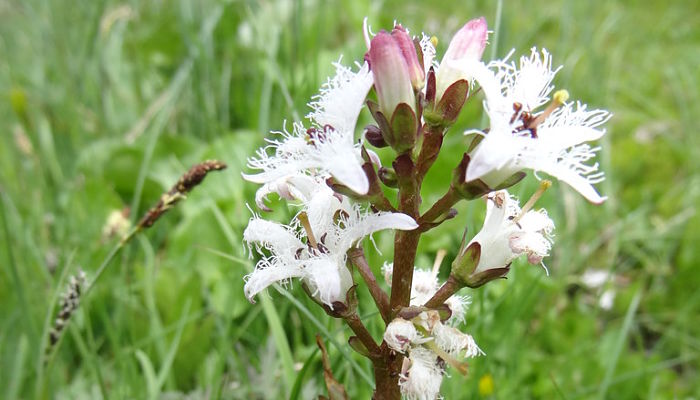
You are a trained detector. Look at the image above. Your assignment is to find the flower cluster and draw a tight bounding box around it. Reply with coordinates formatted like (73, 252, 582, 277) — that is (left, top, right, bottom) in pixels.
(244, 176, 417, 307)
(383, 264, 482, 400)
(241, 14, 610, 400)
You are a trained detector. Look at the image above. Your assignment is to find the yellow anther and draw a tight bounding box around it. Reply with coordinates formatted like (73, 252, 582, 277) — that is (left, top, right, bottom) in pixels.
(430, 36, 438, 48)
(553, 89, 570, 105)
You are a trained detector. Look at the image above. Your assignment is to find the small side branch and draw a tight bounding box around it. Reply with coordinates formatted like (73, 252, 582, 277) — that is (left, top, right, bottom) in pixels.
(424, 274, 461, 309)
(348, 248, 391, 323)
(419, 187, 459, 226)
(344, 313, 381, 357)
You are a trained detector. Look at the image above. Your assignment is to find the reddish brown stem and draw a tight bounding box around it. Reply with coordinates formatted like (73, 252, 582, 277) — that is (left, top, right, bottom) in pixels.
(415, 126, 444, 182)
(348, 248, 391, 323)
(419, 187, 459, 225)
(344, 313, 381, 356)
(424, 274, 462, 309)
(372, 354, 402, 400)
(390, 154, 421, 313)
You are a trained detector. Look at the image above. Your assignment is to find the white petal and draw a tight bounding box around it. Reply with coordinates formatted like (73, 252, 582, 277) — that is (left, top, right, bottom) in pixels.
(465, 132, 522, 184)
(285, 174, 323, 202)
(339, 211, 418, 252)
(364, 148, 383, 167)
(537, 161, 607, 204)
(411, 269, 439, 298)
(518, 209, 554, 234)
(305, 187, 342, 235)
(253, 178, 294, 210)
(509, 48, 559, 111)
(444, 295, 470, 325)
(448, 59, 503, 110)
(244, 258, 303, 302)
(313, 130, 370, 195)
(384, 318, 420, 353)
(468, 191, 521, 272)
(302, 257, 352, 306)
(432, 323, 479, 356)
(400, 347, 443, 400)
(537, 125, 605, 150)
(536, 103, 610, 149)
(463, 334, 485, 358)
(307, 61, 373, 135)
(420, 33, 437, 76)
(244, 218, 304, 258)
(326, 155, 369, 195)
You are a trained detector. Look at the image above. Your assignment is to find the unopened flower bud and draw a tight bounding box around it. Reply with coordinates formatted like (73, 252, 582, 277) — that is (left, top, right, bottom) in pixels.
(378, 167, 398, 187)
(392, 25, 424, 90)
(364, 125, 388, 148)
(384, 318, 419, 353)
(435, 17, 488, 101)
(367, 30, 416, 118)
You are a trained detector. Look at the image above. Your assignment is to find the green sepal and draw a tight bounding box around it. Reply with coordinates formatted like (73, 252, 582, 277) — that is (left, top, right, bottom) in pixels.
(390, 102, 418, 154)
(348, 336, 371, 358)
(435, 79, 469, 125)
(452, 242, 481, 284)
(464, 265, 511, 288)
(367, 100, 394, 148)
(494, 171, 527, 190)
(378, 167, 398, 188)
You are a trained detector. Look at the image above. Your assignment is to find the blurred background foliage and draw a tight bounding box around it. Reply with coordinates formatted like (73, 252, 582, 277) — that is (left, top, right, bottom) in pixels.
(0, 0, 698, 398)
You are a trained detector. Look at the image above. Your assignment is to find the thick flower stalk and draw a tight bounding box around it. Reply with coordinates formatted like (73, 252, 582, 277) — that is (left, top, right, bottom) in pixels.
(240, 15, 610, 400)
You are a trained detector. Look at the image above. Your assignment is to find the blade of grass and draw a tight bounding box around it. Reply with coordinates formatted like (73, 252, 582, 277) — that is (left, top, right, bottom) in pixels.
(596, 289, 642, 399)
(68, 322, 109, 400)
(208, 202, 296, 393)
(202, 245, 374, 386)
(155, 299, 192, 392)
(1, 189, 37, 342)
(289, 347, 320, 400)
(6, 334, 29, 400)
(135, 349, 159, 400)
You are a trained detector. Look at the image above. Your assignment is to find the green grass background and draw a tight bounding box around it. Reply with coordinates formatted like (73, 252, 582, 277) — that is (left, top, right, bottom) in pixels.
(1, 0, 698, 398)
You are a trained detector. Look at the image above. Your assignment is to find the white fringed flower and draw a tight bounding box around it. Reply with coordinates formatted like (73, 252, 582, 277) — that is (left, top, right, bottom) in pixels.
(383, 264, 470, 326)
(468, 190, 554, 273)
(244, 189, 417, 307)
(459, 48, 612, 204)
(243, 61, 374, 199)
(432, 323, 484, 357)
(242, 121, 369, 197)
(400, 347, 444, 400)
(307, 60, 373, 135)
(384, 318, 421, 353)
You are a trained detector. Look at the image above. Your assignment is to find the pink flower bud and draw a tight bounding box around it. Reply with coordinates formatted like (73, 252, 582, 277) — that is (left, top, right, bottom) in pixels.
(367, 30, 416, 117)
(392, 25, 424, 90)
(435, 17, 488, 100)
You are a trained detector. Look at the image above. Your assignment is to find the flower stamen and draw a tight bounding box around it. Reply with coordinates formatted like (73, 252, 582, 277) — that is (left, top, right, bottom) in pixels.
(431, 249, 447, 280)
(512, 180, 551, 224)
(528, 89, 570, 129)
(297, 212, 319, 250)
